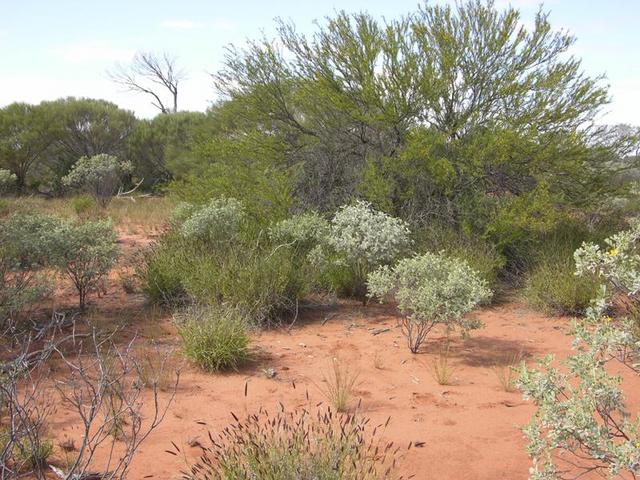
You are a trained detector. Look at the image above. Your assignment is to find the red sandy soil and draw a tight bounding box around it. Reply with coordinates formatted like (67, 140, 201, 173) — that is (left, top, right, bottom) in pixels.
(35, 230, 640, 480)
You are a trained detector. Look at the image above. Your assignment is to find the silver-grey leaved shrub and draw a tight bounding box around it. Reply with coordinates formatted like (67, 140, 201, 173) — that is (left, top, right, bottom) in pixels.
(367, 252, 492, 353)
(518, 222, 640, 480)
(179, 196, 245, 243)
(313, 200, 412, 302)
(50, 219, 119, 311)
(0, 214, 59, 325)
(62, 154, 133, 208)
(0, 169, 16, 194)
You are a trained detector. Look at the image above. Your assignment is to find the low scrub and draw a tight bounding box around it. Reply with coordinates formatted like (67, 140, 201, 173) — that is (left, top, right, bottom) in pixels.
(176, 306, 251, 372)
(413, 223, 505, 287)
(141, 198, 312, 326)
(523, 256, 600, 315)
(311, 201, 412, 302)
(368, 252, 492, 353)
(175, 406, 403, 479)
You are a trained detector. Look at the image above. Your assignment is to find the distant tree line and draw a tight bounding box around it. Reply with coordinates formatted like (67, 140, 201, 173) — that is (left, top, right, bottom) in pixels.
(1, 1, 639, 266)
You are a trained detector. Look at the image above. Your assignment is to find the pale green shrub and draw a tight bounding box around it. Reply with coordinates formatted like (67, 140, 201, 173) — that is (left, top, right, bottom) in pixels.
(50, 219, 119, 310)
(179, 197, 245, 243)
(268, 212, 329, 252)
(169, 201, 198, 225)
(314, 201, 412, 301)
(0, 169, 16, 194)
(0, 214, 60, 323)
(368, 252, 492, 353)
(62, 154, 133, 207)
(519, 222, 640, 479)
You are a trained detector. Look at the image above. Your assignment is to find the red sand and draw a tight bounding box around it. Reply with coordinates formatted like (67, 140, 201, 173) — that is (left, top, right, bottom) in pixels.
(41, 231, 640, 480)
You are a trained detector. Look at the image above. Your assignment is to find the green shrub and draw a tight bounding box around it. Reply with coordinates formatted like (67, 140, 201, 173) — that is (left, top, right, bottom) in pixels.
(0, 213, 60, 323)
(138, 234, 192, 305)
(179, 196, 245, 243)
(141, 201, 313, 325)
(0, 169, 16, 194)
(62, 154, 133, 208)
(368, 252, 492, 353)
(182, 243, 311, 326)
(519, 222, 640, 479)
(313, 201, 412, 302)
(178, 406, 400, 479)
(177, 306, 250, 372)
(50, 219, 119, 310)
(523, 256, 600, 315)
(69, 195, 97, 219)
(413, 223, 505, 287)
(268, 212, 329, 253)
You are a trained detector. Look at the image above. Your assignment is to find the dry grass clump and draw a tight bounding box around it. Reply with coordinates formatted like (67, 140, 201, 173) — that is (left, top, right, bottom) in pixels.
(492, 350, 524, 392)
(318, 358, 359, 413)
(430, 342, 456, 385)
(137, 343, 182, 392)
(173, 405, 405, 480)
(2, 195, 174, 231)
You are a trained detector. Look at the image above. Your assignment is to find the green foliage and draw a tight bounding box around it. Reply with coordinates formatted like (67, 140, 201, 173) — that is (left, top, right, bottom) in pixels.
(141, 201, 312, 325)
(181, 243, 310, 326)
(0, 169, 16, 194)
(519, 222, 640, 479)
(180, 406, 400, 479)
(62, 154, 133, 207)
(69, 195, 97, 219)
(368, 252, 492, 353)
(523, 256, 600, 316)
(169, 120, 296, 224)
(41, 97, 136, 190)
(50, 219, 119, 310)
(0, 102, 57, 192)
(139, 233, 192, 305)
(0, 214, 60, 323)
(312, 201, 412, 301)
(126, 111, 209, 187)
(179, 197, 245, 243)
(177, 305, 250, 372)
(413, 223, 505, 287)
(268, 212, 330, 253)
(210, 0, 627, 225)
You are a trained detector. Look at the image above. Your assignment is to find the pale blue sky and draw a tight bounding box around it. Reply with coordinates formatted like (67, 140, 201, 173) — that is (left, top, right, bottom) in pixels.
(1, 0, 638, 124)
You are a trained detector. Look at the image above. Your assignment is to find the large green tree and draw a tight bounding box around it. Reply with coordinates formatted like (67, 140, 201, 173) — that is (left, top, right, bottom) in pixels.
(0, 102, 56, 192)
(126, 111, 208, 187)
(42, 97, 136, 188)
(212, 0, 626, 221)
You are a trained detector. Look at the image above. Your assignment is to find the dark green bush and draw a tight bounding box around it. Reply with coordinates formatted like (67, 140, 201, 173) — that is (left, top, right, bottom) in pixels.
(139, 233, 193, 305)
(177, 306, 250, 372)
(413, 223, 506, 287)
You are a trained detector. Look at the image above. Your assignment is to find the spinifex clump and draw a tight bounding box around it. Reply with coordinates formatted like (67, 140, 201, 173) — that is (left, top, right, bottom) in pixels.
(174, 405, 407, 480)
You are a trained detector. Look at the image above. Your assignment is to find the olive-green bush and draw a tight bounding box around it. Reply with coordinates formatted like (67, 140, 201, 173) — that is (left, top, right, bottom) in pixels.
(177, 306, 250, 372)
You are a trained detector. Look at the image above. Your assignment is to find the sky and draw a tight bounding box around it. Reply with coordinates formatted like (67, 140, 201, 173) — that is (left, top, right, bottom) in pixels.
(1, 0, 639, 125)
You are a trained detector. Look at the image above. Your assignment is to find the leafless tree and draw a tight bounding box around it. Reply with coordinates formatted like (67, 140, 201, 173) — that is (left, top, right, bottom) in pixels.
(0, 314, 179, 480)
(109, 52, 185, 114)
(50, 327, 179, 480)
